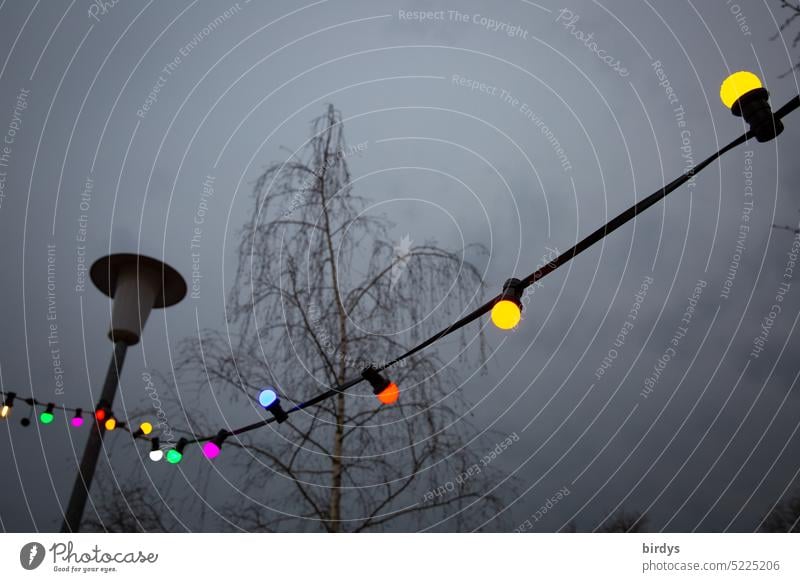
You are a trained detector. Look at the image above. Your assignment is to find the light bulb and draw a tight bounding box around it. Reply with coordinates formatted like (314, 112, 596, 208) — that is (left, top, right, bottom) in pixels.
(720, 71, 763, 109)
(377, 381, 400, 405)
(202, 441, 221, 459)
(71, 409, 84, 428)
(719, 71, 783, 142)
(166, 449, 182, 464)
(202, 430, 228, 460)
(40, 404, 55, 425)
(166, 438, 188, 464)
(95, 408, 106, 421)
(1, 392, 14, 419)
(258, 388, 278, 408)
(149, 438, 163, 462)
(491, 278, 524, 330)
(362, 368, 400, 405)
(104, 417, 117, 431)
(259, 388, 288, 422)
(139, 422, 153, 435)
(491, 299, 522, 330)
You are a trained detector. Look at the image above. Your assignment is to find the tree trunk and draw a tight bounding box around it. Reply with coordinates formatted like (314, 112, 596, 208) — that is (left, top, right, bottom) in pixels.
(329, 390, 345, 531)
(318, 106, 348, 532)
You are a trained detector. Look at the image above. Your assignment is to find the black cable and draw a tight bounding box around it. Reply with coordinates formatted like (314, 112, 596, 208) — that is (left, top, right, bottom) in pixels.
(774, 95, 800, 119)
(0, 396, 88, 415)
(0, 395, 132, 432)
(5, 95, 799, 453)
(517, 133, 750, 289)
(380, 94, 799, 373)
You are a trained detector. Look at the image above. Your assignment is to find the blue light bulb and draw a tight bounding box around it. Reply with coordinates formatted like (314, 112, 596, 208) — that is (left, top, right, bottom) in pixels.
(258, 388, 278, 408)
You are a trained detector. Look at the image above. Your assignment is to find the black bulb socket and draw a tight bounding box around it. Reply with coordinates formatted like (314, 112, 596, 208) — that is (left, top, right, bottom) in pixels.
(732, 88, 783, 143)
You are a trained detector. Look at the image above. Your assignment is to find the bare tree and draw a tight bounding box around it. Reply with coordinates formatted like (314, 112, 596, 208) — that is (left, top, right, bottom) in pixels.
(82, 479, 172, 533)
(772, 209, 800, 234)
(597, 509, 649, 533)
(772, 1, 800, 76)
(559, 509, 648, 533)
(173, 105, 506, 532)
(760, 489, 800, 532)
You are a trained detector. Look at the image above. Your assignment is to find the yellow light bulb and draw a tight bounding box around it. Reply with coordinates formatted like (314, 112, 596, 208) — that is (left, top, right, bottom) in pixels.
(104, 418, 116, 431)
(491, 300, 522, 330)
(720, 71, 763, 109)
(1, 405, 9, 418)
(139, 422, 153, 435)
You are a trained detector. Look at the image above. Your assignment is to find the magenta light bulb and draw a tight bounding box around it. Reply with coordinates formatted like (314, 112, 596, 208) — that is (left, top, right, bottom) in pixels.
(202, 441, 221, 459)
(71, 409, 85, 428)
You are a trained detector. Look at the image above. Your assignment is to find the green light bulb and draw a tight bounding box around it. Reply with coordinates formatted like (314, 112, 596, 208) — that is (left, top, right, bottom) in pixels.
(166, 449, 183, 464)
(40, 411, 54, 424)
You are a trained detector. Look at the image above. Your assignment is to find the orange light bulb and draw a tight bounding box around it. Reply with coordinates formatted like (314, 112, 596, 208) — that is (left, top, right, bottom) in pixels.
(377, 382, 399, 405)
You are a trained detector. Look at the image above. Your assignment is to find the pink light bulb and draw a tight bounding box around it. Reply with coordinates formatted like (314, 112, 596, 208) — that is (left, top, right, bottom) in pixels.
(202, 441, 220, 459)
(71, 416, 84, 428)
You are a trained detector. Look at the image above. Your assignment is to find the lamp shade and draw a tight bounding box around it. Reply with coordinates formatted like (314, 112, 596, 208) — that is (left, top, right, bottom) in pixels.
(90, 254, 186, 344)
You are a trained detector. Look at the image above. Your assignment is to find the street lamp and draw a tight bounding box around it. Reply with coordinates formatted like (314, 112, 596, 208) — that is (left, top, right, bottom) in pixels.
(60, 253, 185, 532)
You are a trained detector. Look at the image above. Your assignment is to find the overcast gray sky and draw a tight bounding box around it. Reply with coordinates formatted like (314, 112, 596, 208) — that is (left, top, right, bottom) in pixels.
(1, 0, 800, 532)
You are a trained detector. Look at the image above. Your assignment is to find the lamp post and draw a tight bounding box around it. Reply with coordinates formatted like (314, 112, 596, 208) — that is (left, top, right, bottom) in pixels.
(60, 253, 185, 533)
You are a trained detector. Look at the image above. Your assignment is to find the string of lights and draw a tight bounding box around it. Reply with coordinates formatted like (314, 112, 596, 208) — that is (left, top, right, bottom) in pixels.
(2, 76, 798, 467)
(0, 391, 154, 435)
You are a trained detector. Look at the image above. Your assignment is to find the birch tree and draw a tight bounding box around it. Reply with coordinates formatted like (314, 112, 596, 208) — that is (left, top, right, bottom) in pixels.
(175, 105, 505, 532)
